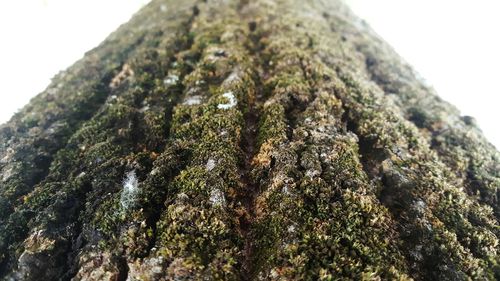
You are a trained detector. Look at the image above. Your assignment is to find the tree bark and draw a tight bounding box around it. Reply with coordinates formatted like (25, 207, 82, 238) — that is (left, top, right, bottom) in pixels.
(1, 0, 499, 280)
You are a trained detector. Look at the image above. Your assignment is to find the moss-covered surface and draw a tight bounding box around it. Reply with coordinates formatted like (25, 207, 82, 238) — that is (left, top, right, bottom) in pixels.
(0, 0, 499, 280)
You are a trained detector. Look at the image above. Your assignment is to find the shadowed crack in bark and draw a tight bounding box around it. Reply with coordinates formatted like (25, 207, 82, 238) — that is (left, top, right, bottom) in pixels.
(239, 100, 259, 280)
(237, 19, 265, 281)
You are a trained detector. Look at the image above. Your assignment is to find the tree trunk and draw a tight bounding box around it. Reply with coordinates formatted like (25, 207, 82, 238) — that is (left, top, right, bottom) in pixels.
(1, 0, 499, 280)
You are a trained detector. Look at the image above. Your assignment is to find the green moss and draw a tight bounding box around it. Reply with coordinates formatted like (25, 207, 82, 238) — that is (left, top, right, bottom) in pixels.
(333, 68, 499, 278)
(1, 0, 499, 279)
(256, 104, 287, 148)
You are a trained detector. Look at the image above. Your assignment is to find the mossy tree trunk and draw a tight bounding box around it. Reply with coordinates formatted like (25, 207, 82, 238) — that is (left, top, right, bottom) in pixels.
(1, 0, 499, 280)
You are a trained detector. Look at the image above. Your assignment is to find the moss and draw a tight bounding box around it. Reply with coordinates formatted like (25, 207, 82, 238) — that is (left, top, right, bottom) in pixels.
(249, 62, 410, 278)
(332, 64, 499, 278)
(0, 1, 202, 277)
(1, 0, 499, 279)
(256, 104, 287, 148)
(103, 3, 261, 279)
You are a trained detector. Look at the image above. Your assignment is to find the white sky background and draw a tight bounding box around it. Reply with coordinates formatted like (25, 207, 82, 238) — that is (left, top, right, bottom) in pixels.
(346, 0, 500, 149)
(0, 0, 498, 149)
(0, 0, 150, 122)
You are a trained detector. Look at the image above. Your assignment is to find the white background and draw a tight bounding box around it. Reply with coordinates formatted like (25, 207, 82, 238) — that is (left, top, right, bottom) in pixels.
(0, 0, 498, 149)
(347, 0, 500, 149)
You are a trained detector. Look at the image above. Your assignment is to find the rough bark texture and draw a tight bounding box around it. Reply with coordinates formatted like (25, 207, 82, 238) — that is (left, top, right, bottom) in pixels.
(1, 0, 499, 280)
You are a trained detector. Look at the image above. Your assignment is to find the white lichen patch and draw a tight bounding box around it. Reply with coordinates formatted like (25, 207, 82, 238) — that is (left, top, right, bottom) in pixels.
(222, 71, 241, 87)
(217, 91, 237, 110)
(47, 87, 58, 96)
(0, 147, 15, 164)
(160, 4, 167, 12)
(163, 74, 179, 86)
(205, 158, 216, 171)
(74, 251, 119, 281)
(128, 256, 165, 280)
(177, 192, 189, 201)
(120, 171, 140, 210)
(270, 269, 279, 278)
(209, 188, 226, 207)
(1, 164, 14, 182)
(106, 95, 118, 105)
(205, 47, 227, 62)
(139, 105, 150, 113)
(166, 258, 194, 279)
(305, 169, 320, 178)
(222, 68, 242, 89)
(413, 199, 427, 215)
(150, 167, 160, 176)
(282, 185, 291, 195)
(410, 245, 424, 261)
(183, 95, 202, 106)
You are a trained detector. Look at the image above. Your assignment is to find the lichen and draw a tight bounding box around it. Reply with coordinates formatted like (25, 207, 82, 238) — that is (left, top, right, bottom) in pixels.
(163, 73, 179, 86)
(217, 91, 237, 110)
(182, 95, 202, 105)
(209, 188, 226, 207)
(120, 170, 140, 210)
(205, 158, 216, 171)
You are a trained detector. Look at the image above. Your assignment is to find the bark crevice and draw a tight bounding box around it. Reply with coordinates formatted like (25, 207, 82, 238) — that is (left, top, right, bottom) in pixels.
(237, 27, 265, 280)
